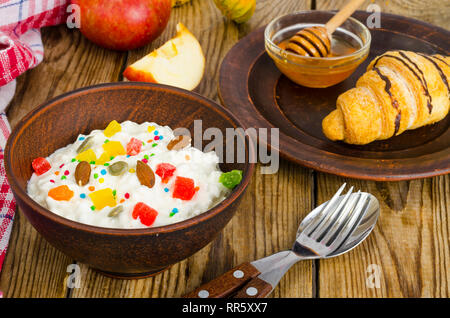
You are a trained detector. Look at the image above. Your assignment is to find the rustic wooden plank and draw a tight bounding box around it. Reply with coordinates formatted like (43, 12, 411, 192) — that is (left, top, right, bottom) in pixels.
(316, 174, 450, 297)
(315, 0, 449, 29)
(0, 25, 126, 297)
(71, 0, 314, 298)
(315, 0, 450, 298)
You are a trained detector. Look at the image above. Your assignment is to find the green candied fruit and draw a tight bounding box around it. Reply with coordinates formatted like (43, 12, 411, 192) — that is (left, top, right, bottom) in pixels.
(219, 170, 243, 189)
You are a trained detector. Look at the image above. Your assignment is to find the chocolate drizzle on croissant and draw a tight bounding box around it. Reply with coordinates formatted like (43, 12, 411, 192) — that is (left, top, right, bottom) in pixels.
(373, 67, 402, 135)
(322, 51, 450, 145)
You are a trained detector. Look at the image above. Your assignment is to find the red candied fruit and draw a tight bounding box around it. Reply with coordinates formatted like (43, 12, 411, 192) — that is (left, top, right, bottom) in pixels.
(132, 202, 158, 226)
(32, 157, 51, 176)
(173, 176, 197, 201)
(126, 137, 143, 156)
(155, 163, 176, 181)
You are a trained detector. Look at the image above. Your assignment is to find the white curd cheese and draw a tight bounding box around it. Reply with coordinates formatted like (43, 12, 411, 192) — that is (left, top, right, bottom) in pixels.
(27, 121, 230, 229)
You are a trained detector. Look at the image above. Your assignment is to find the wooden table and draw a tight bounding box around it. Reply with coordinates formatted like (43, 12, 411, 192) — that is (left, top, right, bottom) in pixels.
(1, 0, 449, 298)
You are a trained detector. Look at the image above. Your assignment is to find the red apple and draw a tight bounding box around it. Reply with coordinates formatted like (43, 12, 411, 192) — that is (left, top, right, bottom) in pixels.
(71, 0, 172, 51)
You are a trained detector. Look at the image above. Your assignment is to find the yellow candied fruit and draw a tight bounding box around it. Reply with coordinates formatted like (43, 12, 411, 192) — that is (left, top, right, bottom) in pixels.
(102, 141, 126, 157)
(76, 149, 97, 162)
(103, 120, 122, 137)
(96, 151, 111, 165)
(89, 188, 117, 210)
(147, 125, 155, 133)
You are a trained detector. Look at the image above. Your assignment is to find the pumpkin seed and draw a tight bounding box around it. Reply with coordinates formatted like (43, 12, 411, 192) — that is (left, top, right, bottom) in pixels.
(76, 136, 94, 154)
(108, 205, 124, 217)
(108, 161, 128, 176)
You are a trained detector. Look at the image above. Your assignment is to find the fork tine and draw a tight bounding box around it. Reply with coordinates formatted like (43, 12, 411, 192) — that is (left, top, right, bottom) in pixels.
(326, 193, 370, 250)
(319, 191, 361, 244)
(310, 187, 354, 241)
(303, 183, 347, 236)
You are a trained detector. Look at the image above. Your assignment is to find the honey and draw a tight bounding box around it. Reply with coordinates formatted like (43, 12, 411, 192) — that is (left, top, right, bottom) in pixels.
(265, 18, 371, 88)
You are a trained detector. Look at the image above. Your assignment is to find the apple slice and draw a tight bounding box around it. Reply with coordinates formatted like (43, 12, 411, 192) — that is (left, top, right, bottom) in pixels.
(123, 23, 205, 91)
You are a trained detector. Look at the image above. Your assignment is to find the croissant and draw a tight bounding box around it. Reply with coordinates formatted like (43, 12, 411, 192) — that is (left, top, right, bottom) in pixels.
(322, 51, 450, 145)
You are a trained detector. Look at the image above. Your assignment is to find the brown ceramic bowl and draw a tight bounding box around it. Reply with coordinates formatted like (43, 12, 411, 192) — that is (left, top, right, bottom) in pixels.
(5, 82, 255, 278)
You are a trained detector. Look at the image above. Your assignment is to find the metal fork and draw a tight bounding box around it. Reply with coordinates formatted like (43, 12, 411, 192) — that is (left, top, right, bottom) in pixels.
(183, 183, 380, 298)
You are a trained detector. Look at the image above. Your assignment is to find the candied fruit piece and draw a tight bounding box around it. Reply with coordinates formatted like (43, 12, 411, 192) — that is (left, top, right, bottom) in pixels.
(132, 202, 158, 226)
(155, 163, 176, 181)
(96, 152, 111, 165)
(75, 149, 97, 162)
(126, 137, 142, 156)
(102, 141, 126, 157)
(32, 157, 51, 176)
(173, 176, 196, 201)
(219, 170, 243, 189)
(103, 120, 121, 137)
(88, 188, 117, 210)
(48, 185, 74, 201)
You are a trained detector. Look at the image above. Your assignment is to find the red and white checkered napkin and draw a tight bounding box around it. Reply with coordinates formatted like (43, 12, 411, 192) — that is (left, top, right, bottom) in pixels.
(0, 0, 69, 274)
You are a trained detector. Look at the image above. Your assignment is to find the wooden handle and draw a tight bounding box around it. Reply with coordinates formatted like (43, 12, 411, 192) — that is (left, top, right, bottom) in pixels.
(233, 277, 273, 298)
(325, 0, 365, 35)
(182, 262, 261, 298)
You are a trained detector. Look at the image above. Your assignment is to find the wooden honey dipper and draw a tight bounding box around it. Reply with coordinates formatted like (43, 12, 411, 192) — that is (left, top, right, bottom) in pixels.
(285, 0, 365, 57)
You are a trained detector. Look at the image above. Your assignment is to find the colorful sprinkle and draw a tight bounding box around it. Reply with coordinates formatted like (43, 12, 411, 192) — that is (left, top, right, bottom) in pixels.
(50, 179, 55, 183)
(124, 193, 130, 199)
(152, 143, 158, 147)
(147, 139, 153, 143)
(104, 139, 110, 143)
(80, 193, 86, 199)
(88, 186, 95, 191)
(159, 136, 163, 140)
(79, 137, 85, 141)
(71, 158, 76, 162)
(144, 154, 149, 159)
(147, 125, 155, 133)
(120, 199, 125, 203)
(91, 206, 96, 211)
(54, 171, 60, 176)
(142, 158, 148, 164)
(185, 155, 190, 160)
(94, 173, 98, 179)
(99, 178, 104, 183)
(59, 164, 65, 169)
(104, 163, 110, 166)
(89, 161, 96, 165)
(64, 170, 70, 176)
(61, 176, 67, 180)
(172, 208, 179, 213)
(100, 169, 107, 175)
(150, 153, 155, 157)
(154, 130, 159, 135)
(164, 188, 169, 192)
(112, 190, 117, 196)
(154, 135, 160, 141)
(129, 168, 135, 173)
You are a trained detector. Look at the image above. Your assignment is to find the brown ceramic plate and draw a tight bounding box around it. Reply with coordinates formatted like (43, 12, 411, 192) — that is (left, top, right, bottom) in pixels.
(219, 11, 450, 181)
